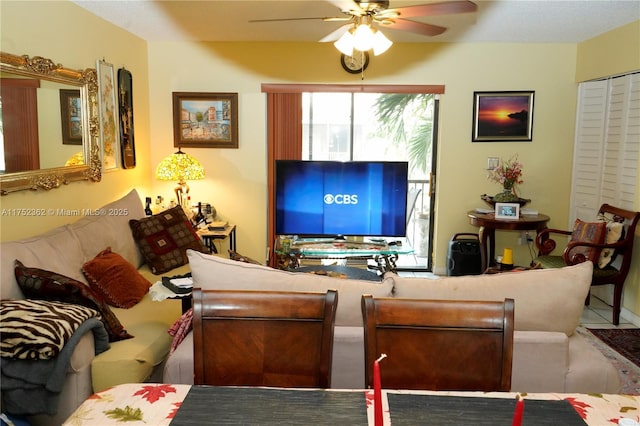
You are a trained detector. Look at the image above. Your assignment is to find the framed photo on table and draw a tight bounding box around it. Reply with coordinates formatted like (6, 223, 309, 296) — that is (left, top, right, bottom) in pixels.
(472, 91, 534, 142)
(495, 203, 520, 220)
(172, 92, 238, 148)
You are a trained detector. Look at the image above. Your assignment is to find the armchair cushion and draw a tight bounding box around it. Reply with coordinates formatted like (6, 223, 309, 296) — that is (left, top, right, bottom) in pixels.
(568, 219, 606, 264)
(598, 221, 624, 269)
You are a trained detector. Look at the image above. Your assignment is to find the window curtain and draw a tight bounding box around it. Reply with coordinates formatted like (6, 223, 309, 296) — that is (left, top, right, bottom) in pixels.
(266, 92, 302, 266)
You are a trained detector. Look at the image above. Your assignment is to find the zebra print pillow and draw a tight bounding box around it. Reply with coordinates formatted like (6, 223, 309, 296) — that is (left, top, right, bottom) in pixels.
(0, 299, 99, 360)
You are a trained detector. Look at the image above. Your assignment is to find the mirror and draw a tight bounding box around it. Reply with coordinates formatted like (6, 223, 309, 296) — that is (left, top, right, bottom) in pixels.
(0, 51, 101, 195)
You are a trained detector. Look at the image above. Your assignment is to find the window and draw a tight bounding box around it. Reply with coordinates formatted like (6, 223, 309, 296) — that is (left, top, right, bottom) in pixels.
(263, 84, 443, 270)
(302, 93, 434, 181)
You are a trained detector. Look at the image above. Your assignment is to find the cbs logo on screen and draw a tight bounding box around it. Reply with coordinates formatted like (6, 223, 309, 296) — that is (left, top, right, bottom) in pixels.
(324, 194, 359, 205)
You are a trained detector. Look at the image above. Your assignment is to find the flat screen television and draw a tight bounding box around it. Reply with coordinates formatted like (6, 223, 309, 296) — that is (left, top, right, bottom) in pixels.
(275, 160, 409, 238)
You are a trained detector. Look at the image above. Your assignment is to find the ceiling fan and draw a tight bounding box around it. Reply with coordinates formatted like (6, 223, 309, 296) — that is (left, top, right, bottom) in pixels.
(249, 1, 477, 53)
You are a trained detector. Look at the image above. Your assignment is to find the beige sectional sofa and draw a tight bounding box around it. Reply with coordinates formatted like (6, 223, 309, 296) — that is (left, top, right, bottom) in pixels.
(0, 190, 188, 426)
(164, 251, 621, 394)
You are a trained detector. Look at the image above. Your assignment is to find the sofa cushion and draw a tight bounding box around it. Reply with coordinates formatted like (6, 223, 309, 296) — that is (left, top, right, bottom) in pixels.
(390, 261, 592, 336)
(68, 189, 147, 268)
(14, 260, 133, 342)
(187, 250, 394, 327)
(0, 299, 99, 360)
(129, 206, 209, 275)
(82, 247, 151, 309)
(91, 294, 182, 392)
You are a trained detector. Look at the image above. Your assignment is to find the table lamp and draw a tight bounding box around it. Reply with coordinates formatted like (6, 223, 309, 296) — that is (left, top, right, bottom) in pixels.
(155, 148, 204, 208)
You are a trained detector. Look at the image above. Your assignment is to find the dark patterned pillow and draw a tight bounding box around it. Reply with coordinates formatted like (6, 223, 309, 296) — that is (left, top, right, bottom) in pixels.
(14, 260, 133, 342)
(129, 205, 209, 274)
(0, 299, 99, 360)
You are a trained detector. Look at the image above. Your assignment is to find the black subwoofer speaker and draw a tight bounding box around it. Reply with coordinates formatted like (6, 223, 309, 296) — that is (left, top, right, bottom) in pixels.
(447, 233, 482, 276)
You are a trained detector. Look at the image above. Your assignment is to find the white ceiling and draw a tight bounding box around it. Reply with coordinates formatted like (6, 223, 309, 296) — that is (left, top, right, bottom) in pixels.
(73, 0, 640, 44)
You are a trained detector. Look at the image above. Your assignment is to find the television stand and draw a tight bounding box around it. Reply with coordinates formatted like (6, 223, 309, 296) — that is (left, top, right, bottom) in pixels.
(274, 237, 413, 273)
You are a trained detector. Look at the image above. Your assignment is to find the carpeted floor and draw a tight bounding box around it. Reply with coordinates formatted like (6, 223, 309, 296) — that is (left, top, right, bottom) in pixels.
(577, 327, 640, 395)
(587, 328, 640, 368)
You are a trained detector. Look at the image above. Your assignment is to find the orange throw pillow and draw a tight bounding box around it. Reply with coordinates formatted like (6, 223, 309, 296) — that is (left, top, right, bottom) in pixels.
(82, 247, 151, 308)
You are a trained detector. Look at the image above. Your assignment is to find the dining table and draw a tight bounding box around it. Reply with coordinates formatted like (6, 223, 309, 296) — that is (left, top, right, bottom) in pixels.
(62, 383, 639, 425)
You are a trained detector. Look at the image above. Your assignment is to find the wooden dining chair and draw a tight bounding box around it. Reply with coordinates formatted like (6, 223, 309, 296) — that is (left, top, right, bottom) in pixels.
(192, 288, 338, 388)
(362, 295, 515, 391)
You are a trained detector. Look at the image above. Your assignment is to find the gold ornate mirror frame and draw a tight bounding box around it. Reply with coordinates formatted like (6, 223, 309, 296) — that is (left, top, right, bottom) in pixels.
(0, 52, 102, 195)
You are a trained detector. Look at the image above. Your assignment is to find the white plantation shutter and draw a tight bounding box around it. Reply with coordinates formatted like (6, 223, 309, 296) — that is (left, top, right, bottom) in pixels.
(571, 80, 608, 222)
(570, 73, 639, 225)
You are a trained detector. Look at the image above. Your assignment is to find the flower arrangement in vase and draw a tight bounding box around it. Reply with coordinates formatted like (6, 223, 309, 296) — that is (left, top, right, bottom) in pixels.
(487, 155, 525, 203)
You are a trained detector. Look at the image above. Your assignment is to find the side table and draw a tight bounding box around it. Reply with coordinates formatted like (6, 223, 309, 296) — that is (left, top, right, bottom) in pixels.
(149, 281, 192, 313)
(467, 211, 549, 271)
(197, 224, 236, 254)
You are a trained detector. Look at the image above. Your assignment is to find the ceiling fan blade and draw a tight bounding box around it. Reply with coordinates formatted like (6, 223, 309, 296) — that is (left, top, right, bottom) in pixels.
(249, 17, 341, 23)
(326, 0, 362, 14)
(394, 1, 477, 18)
(384, 19, 447, 37)
(319, 24, 351, 42)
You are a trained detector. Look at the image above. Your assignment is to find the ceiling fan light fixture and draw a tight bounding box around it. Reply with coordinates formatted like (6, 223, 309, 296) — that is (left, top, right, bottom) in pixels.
(372, 29, 392, 55)
(334, 30, 355, 56)
(353, 22, 376, 51)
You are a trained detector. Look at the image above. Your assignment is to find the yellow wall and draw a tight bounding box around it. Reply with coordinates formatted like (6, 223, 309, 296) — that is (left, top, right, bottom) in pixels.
(1, 2, 638, 320)
(0, 1, 151, 241)
(576, 20, 640, 82)
(147, 41, 578, 269)
(576, 21, 640, 320)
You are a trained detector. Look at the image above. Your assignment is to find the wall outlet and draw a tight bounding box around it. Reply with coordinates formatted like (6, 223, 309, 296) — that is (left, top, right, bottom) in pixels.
(519, 231, 533, 245)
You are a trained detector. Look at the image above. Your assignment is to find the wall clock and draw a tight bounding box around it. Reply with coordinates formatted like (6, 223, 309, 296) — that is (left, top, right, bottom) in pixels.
(340, 52, 369, 74)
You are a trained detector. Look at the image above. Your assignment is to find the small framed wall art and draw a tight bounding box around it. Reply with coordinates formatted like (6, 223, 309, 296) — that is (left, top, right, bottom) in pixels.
(495, 202, 520, 220)
(172, 92, 238, 148)
(117, 67, 136, 169)
(59, 89, 82, 145)
(472, 91, 534, 142)
(97, 59, 120, 170)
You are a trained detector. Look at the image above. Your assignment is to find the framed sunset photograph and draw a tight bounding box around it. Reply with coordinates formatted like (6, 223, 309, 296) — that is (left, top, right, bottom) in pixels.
(472, 91, 534, 142)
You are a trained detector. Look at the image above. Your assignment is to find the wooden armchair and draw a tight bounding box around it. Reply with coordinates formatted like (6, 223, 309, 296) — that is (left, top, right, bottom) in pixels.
(535, 204, 640, 325)
(362, 295, 514, 391)
(192, 288, 337, 388)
